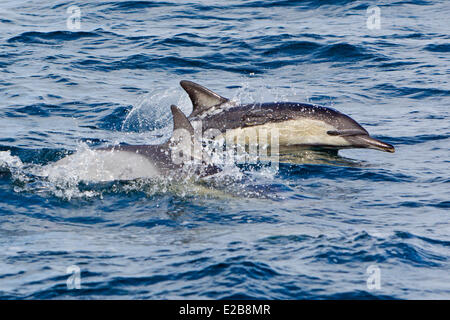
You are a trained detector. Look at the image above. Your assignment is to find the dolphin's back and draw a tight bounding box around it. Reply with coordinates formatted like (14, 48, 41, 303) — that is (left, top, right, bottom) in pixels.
(196, 102, 368, 135)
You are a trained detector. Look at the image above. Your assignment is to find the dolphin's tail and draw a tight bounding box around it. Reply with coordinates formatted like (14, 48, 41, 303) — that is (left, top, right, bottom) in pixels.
(345, 135, 395, 153)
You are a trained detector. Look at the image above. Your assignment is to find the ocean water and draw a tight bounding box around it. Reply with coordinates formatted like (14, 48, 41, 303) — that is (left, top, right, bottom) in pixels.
(0, 0, 449, 299)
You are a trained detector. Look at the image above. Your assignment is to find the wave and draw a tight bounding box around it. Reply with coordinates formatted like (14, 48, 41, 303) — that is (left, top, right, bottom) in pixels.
(424, 43, 450, 53)
(279, 163, 413, 183)
(263, 41, 323, 57)
(102, 0, 176, 12)
(72, 54, 211, 72)
(49, 34, 388, 73)
(7, 31, 102, 45)
(316, 43, 384, 62)
(5, 229, 446, 299)
(232, 0, 356, 9)
(8, 103, 59, 117)
(384, 134, 449, 146)
(265, 230, 449, 269)
(71, 54, 260, 74)
(371, 84, 450, 99)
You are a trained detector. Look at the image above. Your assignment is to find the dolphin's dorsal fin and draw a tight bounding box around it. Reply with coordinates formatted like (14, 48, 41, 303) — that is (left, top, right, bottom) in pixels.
(180, 80, 229, 116)
(171, 105, 194, 135)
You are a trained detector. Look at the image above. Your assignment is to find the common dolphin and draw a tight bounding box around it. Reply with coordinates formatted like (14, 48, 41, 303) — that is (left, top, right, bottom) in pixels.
(180, 80, 395, 153)
(49, 105, 216, 182)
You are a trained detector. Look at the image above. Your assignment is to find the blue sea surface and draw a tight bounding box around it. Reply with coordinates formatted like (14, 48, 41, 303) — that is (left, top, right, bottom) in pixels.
(0, 0, 449, 299)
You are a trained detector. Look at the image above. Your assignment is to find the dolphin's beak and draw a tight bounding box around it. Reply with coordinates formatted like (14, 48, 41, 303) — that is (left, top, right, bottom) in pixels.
(345, 135, 395, 153)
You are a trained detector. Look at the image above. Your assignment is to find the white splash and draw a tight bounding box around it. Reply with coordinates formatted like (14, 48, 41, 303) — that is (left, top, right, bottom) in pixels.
(0, 151, 23, 171)
(44, 147, 160, 184)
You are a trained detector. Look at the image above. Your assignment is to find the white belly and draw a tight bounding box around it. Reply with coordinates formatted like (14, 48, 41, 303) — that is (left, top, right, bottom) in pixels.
(45, 149, 160, 183)
(224, 119, 351, 147)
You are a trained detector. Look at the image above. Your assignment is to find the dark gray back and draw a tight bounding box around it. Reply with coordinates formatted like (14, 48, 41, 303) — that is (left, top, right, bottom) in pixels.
(191, 102, 368, 135)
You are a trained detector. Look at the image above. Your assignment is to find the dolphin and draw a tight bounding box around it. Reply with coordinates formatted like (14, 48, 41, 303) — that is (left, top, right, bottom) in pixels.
(180, 80, 395, 153)
(48, 105, 217, 183)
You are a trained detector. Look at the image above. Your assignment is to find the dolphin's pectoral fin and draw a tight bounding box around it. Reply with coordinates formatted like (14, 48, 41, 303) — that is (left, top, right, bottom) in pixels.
(326, 129, 395, 152)
(180, 80, 229, 117)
